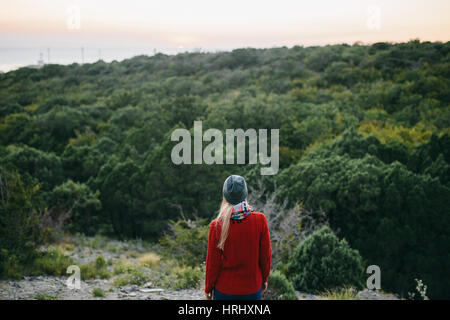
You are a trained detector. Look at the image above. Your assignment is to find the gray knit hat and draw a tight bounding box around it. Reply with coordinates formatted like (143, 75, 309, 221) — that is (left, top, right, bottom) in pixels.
(223, 175, 248, 205)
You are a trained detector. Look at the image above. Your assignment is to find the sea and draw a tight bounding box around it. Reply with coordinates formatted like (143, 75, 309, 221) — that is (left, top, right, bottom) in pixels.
(0, 46, 208, 73)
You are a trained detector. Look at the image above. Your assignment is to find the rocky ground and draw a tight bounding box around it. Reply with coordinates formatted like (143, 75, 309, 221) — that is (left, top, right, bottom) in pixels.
(0, 235, 399, 300)
(0, 276, 204, 300)
(0, 276, 399, 300)
(295, 289, 399, 300)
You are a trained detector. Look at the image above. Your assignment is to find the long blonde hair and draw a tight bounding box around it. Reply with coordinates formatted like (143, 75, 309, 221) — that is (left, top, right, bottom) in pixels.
(216, 198, 248, 250)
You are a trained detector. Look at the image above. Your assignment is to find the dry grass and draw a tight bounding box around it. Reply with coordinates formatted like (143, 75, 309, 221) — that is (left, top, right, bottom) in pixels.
(138, 252, 161, 267)
(319, 287, 358, 300)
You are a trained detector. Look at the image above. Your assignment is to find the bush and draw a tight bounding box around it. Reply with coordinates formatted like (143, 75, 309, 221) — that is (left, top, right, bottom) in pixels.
(263, 271, 297, 300)
(113, 259, 136, 275)
(47, 180, 101, 236)
(95, 256, 106, 269)
(30, 247, 74, 276)
(0, 169, 43, 278)
(173, 265, 203, 290)
(113, 271, 147, 287)
(286, 226, 364, 293)
(92, 288, 106, 298)
(159, 218, 209, 267)
(80, 256, 110, 280)
(0, 249, 22, 279)
(112, 259, 147, 287)
(279, 132, 450, 298)
(34, 293, 58, 300)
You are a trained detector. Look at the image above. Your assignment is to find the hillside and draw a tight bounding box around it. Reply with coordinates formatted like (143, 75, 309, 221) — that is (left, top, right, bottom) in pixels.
(0, 41, 449, 299)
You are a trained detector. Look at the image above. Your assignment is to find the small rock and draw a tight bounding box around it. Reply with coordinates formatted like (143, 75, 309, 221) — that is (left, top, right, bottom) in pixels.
(139, 288, 164, 293)
(357, 289, 399, 300)
(121, 285, 138, 293)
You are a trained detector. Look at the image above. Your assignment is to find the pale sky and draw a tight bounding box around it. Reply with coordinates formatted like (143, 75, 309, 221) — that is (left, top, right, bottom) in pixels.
(0, 0, 449, 49)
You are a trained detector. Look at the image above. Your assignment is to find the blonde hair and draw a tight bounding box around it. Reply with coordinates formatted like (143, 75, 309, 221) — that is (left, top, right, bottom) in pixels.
(216, 198, 248, 250)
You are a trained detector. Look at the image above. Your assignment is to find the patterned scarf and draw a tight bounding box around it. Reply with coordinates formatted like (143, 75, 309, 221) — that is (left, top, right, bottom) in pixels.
(230, 201, 253, 224)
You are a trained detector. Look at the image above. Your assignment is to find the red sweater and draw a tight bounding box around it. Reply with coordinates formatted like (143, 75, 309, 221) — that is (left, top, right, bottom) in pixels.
(204, 211, 271, 295)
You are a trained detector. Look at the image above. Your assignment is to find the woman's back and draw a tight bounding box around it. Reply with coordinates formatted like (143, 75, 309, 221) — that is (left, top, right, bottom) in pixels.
(205, 211, 271, 296)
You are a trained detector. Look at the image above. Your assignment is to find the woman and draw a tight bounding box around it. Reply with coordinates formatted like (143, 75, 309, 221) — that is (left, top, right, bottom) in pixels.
(205, 175, 271, 300)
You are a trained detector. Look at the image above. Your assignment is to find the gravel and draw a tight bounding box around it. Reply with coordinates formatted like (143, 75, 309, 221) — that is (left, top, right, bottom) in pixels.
(0, 276, 204, 300)
(0, 277, 399, 300)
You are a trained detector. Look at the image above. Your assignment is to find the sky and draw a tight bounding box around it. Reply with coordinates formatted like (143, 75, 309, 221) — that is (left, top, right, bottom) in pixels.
(0, 0, 449, 71)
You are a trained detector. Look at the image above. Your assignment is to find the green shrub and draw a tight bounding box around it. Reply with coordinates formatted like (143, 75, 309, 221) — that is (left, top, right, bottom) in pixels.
(159, 218, 209, 267)
(273, 261, 288, 275)
(112, 259, 147, 287)
(95, 256, 106, 269)
(113, 259, 136, 275)
(30, 247, 74, 276)
(264, 271, 297, 300)
(80, 255, 110, 279)
(286, 226, 364, 293)
(0, 169, 43, 279)
(173, 266, 203, 290)
(34, 293, 58, 300)
(80, 263, 96, 279)
(279, 132, 450, 298)
(113, 272, 147, 287)
(92, 288, 106, 298)
(48, 180, 101, 237)
(0, 249, 23, 279)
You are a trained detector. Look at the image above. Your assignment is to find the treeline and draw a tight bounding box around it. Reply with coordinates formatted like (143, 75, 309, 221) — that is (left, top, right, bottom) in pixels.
(0, 40, 449, 298)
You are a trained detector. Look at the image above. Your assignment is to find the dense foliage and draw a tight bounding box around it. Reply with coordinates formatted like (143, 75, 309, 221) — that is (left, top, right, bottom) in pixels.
(0, 40, 449, 297)
(0, 169, 43, 278)
(285, 226, 365, 293)
(278, 130, 450, 298)
(265, 270, 297, 300)
(159, 217, 209, 267)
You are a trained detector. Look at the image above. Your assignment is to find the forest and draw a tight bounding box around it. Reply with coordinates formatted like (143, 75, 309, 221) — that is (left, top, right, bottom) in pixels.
(0, 40, 449, 299)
